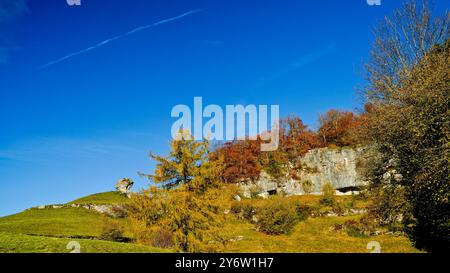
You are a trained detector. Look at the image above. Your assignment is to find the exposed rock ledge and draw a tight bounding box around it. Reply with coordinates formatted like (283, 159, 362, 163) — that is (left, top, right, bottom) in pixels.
(33, 204, 126, 218)
(240, 147, 370, 198)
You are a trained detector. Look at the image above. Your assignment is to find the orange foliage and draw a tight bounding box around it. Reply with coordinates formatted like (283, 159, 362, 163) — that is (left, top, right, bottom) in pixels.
(213, 112, 364, 183)
(317, 110, 362, 147)
(278, 117, 322, 161)
(213, 140, 261, 183)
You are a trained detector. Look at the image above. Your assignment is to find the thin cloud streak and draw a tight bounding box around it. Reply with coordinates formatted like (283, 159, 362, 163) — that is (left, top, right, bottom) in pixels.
(38, 9, 202, 70)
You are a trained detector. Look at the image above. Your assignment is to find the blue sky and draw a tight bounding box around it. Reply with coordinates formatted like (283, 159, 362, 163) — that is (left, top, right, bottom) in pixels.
(0, 0, 447, 216)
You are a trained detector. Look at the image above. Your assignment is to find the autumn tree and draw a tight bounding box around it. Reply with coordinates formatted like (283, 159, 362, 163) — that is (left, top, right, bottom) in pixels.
(279, 116, 321, 161)
(364, 0, 449, 103)
(261, 117, 321, 179)
(213, 140, 261, 183)
(317, 110, 361, 147)
(129, 186, 228, 252)
(362, 0, 449, 252)
(213, 116, 324, 183)
(140, 130, 223, 193)
(131, 130, 227, 252)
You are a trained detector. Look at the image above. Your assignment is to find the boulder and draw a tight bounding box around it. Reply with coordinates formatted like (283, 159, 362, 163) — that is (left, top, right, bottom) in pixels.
(257, 192, 269, 199)
(115, 178, 134, 194)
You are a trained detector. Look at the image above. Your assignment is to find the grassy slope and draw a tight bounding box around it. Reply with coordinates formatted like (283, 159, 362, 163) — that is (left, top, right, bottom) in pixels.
(0, 232, 169, 253)
(222, 216, 420, 253)
(0, 191, 132, 238)
(0, 192, 421, 253)
(221, 195, 419, 253)
(0, 207, 121, 238)
(68, 191, 131, 205)
(0, 192, 169, 253)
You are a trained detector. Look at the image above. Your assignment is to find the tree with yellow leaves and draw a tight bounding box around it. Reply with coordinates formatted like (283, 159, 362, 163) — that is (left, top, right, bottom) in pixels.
(131, 130, 228, 252)
(140, 130, 223, 193)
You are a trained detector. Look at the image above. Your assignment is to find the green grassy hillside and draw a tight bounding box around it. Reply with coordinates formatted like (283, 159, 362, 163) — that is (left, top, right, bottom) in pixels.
(0, 191, 421, 253)
(0, 192, 169, 253)
(68, 191, 131, 205)
(0, 207, 122, 238)
(0, 232, 169, 253)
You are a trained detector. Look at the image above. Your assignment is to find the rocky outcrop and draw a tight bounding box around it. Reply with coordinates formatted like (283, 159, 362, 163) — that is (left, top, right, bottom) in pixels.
(115, 178, 134, 194)
(33, 203, 127, 218)
(295, 147, 368, 193)
(240, 147, 370, 197)
(72, 204, 127, 218)
(240, 172, 278, 198)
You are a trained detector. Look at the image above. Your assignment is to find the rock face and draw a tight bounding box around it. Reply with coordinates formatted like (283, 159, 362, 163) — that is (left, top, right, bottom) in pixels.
(240, 172, 278, 198)
(295, 147, 368, 193)
(240, 147, 369, 197)
(115, 178, 134, 194)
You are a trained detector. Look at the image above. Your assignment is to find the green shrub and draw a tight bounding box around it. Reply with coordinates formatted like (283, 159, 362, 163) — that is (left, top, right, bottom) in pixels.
(334, 216, 378, 238)
(368, 184, 411, 230)
(320, 182, 335, 206)
(331, 200, 346, 215)
(248, 185, 263, 199)
(301, 180, 313, 195)
(99, 220, 125, 242)
(256, 199, 298, 235)
(344, 220, 368, 238)
(230, 201, 257, 221)
(347, 193, 357, 209)
(292, 202, 315, 221)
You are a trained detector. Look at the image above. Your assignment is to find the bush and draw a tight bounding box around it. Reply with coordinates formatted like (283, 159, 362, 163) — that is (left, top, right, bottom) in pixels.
(320, 182, 335, 206)
(256, 199, 298, 235)
(230, 201, 257, 221)
(150, 227, 174, 248)
(344, 220, 368, 238)
(99, 220, 125, 242)
(368, 184, 411, 229)
(347, 193, 357, 209)
(359, 215, 378, 234)
(334, 216, 378, 238)
(301, 180, 313, 195)
(248, 185, 263, 199)
(331, 200, 346, 215)
(292, 201, 315, 221)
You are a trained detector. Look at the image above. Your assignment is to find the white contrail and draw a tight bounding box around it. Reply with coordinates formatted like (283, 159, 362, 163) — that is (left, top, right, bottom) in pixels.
(38, 9, 202, 69)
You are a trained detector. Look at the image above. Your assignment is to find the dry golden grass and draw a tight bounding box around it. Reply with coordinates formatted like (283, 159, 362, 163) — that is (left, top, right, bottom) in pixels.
(221, 215, 421, 253)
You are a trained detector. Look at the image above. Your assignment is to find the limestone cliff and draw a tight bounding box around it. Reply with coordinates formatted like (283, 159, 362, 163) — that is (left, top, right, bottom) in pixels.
(240, 147, 369, 197)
